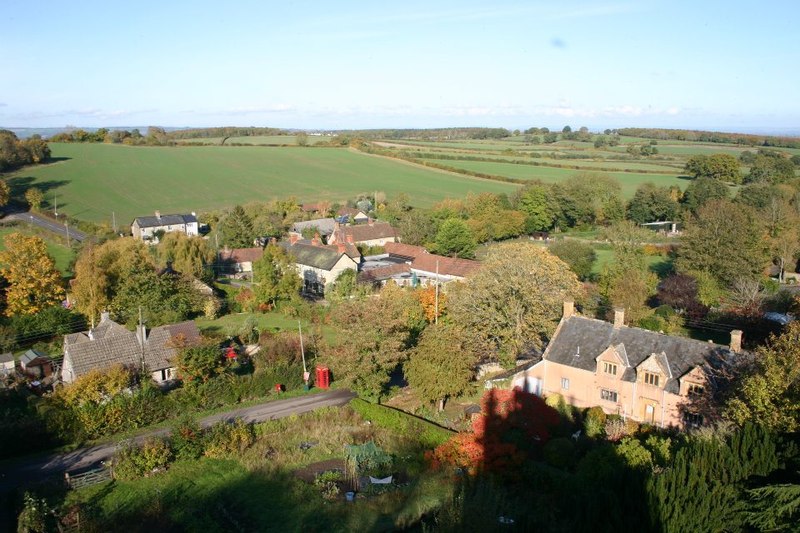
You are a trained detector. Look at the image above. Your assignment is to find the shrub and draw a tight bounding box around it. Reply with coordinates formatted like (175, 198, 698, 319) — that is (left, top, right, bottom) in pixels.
(171, 415, 204, 460)
(314, 471, 342, 501)
(113, 437, 173, 480)
(616, 437, 652, 470)
(203, 419, 255, 458)
(543, 437, 575, 468)
(584, 407, 607, 438)
(604, 419, 629, 442)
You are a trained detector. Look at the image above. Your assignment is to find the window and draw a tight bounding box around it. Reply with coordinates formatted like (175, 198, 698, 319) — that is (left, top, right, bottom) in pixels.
(644, 372, 660, 387)
(684, 412, 703, 427)
(603, 362, 618, 376)
(600, 389, 618, 402)
(561, 378, 570, 390)
(688, 383, 704, 396)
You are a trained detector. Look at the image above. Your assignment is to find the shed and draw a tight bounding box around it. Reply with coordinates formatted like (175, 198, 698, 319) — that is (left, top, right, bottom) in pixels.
(0, 352, 15, 376)
(20, 350, 54, 379)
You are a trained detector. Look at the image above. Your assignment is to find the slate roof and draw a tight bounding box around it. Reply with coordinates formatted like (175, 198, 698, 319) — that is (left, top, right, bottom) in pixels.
(281, 242, 346, 271)
(64, 317, 201, 379)
(133, 213, 197, 228)
(291, 218, 337, 236)
(543, 315, 736, 394)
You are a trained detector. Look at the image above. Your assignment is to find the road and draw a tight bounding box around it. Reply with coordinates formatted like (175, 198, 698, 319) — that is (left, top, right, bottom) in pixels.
(0, 388, 355, 492)
(3, 211, 87, 242)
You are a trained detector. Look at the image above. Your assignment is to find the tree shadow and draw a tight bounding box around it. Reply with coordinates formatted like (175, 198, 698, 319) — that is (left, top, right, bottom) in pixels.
(5, 176, 69, 198)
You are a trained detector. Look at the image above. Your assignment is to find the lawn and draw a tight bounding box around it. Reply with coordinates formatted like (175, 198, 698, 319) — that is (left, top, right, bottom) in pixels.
(0, 225, 76, 276)
(7, 143, 519, 224)
(416, 158, 688, 198)
(195, 309, 337, 343)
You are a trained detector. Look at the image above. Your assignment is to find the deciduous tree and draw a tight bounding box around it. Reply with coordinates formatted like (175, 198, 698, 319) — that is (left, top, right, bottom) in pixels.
(447, 243, 583, 364)
(156, 232, 215, 280)
(0, 233, 64, 316)
(548, 239, 596, 280)
(434, 218, 476, 258)
(24, 188, 44, 211)
(252, 244, 301, 307)
(684, 153, 741, 183)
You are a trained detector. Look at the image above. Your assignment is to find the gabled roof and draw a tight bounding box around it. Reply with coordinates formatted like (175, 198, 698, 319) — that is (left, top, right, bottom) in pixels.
(543, 315, 735, 394)
(20, 349, 50, 366)
(411, 254, 480, 279)
(133, 213, 197, 228)
(219, 247, 264, 264)
(338, 207, 368, 219)
(281, 242, 348, 271)
(358, 263, 412, 283)
(384, 242, 427, 260)
(336, 222, 397, 243)
(64, 317, 201, 378)
(291, 218, 336, 236)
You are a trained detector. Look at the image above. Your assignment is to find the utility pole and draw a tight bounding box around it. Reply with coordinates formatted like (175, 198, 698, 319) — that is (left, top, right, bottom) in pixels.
(435, 259, 439, 325)
(112, 211, 117, 233)
(138, 307, 146, 374)
(65, 221, 70, 246)
(54, 193, 58, 217)
(298, 320, 309, 385)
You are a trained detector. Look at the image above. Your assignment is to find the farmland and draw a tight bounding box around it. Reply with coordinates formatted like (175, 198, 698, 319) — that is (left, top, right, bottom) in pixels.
(5, 143, 519, 224)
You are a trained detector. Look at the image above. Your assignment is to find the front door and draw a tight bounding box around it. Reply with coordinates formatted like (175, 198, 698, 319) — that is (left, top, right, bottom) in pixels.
(644, 404, 655, 424)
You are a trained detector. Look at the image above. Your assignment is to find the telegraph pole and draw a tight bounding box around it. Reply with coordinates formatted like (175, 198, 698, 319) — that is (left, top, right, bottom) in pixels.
(298, 320, 309, 385)
(112, 212, 117, 233)
(65, 221, 70, 246)
(435, 259, 440, 325)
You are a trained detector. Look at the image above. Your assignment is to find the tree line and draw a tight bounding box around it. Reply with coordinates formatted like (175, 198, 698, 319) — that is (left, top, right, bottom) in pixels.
(618, 127, 800, 149)
(0, 130, 51, 171)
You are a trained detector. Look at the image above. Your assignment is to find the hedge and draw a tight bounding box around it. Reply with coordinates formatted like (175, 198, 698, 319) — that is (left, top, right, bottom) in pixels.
(349, 398, 454, 448)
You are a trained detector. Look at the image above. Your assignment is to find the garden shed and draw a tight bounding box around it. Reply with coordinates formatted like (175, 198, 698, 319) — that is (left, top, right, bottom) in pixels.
(20, 349, 54, 379)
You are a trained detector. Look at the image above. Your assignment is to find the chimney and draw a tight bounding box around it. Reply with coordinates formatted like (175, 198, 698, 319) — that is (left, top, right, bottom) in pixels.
(337, 243, 346, 254)
(346, 234, 354, 244)
(729, 330, 743, 353)
(137, 324, 147, 347)
(311, 233, 321, 246)
(155, 210, 161, 220)
(613, 308, 625, 328)
(289, 233, 299, 245)
(368, 218, 374, 226)
(563, 300, 574, 319)
(100, 311, 110, 323)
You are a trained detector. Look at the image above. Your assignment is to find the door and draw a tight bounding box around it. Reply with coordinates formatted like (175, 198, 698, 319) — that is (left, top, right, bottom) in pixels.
(525, 377, 542, 396)
(644, 404, 655, 424)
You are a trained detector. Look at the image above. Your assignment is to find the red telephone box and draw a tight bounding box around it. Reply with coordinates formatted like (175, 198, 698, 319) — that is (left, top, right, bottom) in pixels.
(315, 366, 330, 389)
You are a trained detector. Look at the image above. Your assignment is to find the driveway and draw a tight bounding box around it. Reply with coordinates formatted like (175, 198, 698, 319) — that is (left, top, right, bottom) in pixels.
(0, 388, 355, 492)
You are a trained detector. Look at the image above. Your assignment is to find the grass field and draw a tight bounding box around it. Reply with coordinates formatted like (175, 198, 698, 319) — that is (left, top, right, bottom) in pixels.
(418, 158, 688, 198)
(0, 225, 76, 276)
(179, 134, 333, 146)
(6, 144, 519, 224)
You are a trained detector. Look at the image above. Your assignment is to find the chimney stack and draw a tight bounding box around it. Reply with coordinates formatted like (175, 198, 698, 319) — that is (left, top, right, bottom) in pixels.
(100, 311, 110, 323)
(289, 233, 299, 245)
(368, 218, 374, 226)
(613, 308, 625, 328)
(346, 234, 354, 244)
(729, 330, 743, 353)
(311, 233, 321, 246)
(563, 300, 574, 319)
(337, 243, 346, 254)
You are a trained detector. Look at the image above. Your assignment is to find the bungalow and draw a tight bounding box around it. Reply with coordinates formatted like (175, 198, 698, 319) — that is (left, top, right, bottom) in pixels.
(131, 211, 199, 242)
(360, 243, 480, 286)
(20, 349, 54, 380)
(218, 247, 264, 276)
(281, 235, 359, 295)
(61, 313, 201, 384)
(328, 220, 398, 247)
(505, 302, 743, 429)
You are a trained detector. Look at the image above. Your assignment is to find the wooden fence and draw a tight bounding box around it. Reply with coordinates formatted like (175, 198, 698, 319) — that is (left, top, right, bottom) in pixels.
(64, 465, 112, 490)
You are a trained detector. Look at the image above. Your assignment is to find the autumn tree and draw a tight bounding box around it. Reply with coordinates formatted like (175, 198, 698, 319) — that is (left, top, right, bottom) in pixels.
(70, 244, 110, 325)
(24, 188, 44, 211)
(447, 243, 582, 365)
(406, 323, 478, 411)
(175, 340, 224, 384)
(110, 265, 202, 327)
(0, 233, 64, 316)
(0, 179, 9, 207)
(464, 192, 525, 242)
(396, 209, 438, 247)
(415, 284, 446, 322)
(323, 283, 424, 400)
(156, 232, 215, 280)
(252, 244, 301, 308)
(684, 153, 741, 183)
(676, 199, 769, 287)
(725, 322, 800, 431)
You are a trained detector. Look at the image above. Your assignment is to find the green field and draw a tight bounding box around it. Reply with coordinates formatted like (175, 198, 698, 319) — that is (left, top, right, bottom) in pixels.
(179, 134, 333, 146)
(6, 144, 519, 224)
(418, 158, 688, 198)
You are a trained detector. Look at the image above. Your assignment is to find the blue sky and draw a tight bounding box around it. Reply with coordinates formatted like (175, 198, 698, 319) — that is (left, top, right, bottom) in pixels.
(1, 0, 798, 132)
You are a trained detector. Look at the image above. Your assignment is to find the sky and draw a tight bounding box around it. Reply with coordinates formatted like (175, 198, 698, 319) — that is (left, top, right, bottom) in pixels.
(1, 0, 799, 132)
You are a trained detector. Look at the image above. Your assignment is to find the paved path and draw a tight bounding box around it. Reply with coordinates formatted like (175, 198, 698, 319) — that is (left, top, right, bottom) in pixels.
(0, 388, 355, 492)
(4, 211, 88, 242)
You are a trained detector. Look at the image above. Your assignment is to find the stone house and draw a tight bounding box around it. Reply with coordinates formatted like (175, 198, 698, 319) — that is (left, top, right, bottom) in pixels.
(506, 302, 743, 429)
(61, 313, 201, 384)
(281, 235, 360, 295)
(131, 211, 199, 242)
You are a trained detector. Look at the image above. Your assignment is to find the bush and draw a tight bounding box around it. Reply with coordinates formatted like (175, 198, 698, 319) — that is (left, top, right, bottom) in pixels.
(584, 407, 607, 438)
(604, 419, 630, 442)
(314, 470, 342, 501)
(113, 437, 173, 480)
(543, 437, 575, 468)
(203, 418, 255, 458)
(171, 415, 204, 460)
(616, 437, 652, 470)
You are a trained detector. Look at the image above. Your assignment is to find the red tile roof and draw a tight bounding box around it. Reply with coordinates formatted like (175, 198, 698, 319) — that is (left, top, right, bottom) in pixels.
(384, 242, 427, 259)
(219, 247, 264, 264)
(358, 263, 412, 282)
(411, 254, 480, 278)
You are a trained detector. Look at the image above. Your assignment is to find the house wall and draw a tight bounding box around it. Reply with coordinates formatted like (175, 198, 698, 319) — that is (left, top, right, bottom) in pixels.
(132, 221, 199, 241)
(512, 359, 690, 428)
(296, 255, 358, 290)
(151, 367, 176, 383)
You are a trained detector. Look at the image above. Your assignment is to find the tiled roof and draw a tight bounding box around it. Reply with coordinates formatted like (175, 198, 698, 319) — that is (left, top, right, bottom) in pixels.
(64, 318, 201, 378)
(384, 242, 427, 260)
(338, 207, 365, 218)
(219, 247, 264, 264)
(281, 242, 345, 271)
(411, 254, 480, 279)
(20, 349, 49, 366)
(133, 213, 197, 228)
(543, 315, 736, 394)
(336, 222, 397, 243)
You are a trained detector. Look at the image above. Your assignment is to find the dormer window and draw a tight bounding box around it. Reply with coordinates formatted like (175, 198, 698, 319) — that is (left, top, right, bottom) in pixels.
(688, 383, 704, 396)
(603, 362, 618, 376)
(644, 372, 660, 387)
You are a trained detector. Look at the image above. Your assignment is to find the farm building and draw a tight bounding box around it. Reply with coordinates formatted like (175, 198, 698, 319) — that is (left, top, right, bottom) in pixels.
(359, 243, 479, 287)
(61, 313, 200, 384)
(131, 211, 199, 242)
(503, 302, 744, 429)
